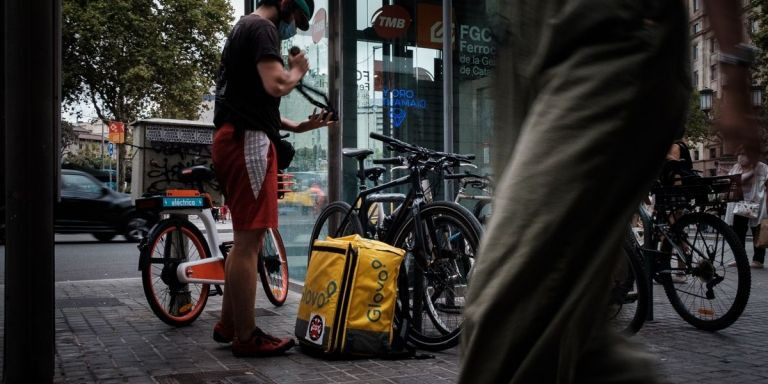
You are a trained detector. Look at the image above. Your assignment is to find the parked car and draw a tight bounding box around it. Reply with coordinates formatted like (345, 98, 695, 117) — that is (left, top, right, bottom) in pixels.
(0, 169, 154, 244)
(56, 169, 154, 241)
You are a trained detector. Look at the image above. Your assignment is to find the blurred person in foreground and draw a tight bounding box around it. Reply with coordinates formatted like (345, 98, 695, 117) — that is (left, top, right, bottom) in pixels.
(459, 0, 757, 382)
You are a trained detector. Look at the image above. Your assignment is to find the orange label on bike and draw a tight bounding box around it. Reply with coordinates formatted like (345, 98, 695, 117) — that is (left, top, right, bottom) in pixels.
(166, 189, 200, 197)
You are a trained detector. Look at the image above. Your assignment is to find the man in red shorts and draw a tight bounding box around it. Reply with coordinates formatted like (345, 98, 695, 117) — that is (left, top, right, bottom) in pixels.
(211, 0, 333, 357)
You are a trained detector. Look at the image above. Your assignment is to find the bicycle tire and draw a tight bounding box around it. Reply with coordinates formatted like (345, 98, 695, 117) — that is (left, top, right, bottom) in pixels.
(662, 212, 750, 331)
(390, 201, 482, 351)
(308, 201, 363, 262)
(141, 219, 210, 326)
(471, 200, 491, 226)
(259, 228, 289, 306)
(608, 228, 649, 335)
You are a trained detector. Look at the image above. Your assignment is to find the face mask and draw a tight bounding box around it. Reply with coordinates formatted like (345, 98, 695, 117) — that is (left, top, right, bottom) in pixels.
(738, 155, 749, 166)
(278, 19, 297, 40)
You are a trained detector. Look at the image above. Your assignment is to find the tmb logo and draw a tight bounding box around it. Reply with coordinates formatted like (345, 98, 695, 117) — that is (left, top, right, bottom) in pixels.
(372, 5, 411, 39)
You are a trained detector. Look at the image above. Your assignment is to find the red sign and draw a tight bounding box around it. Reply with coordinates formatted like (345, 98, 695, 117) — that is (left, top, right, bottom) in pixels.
(416, 4, 453, 50)
(372, 5, 411, 40)
(311, 8, 327, 44)
(108, 121, 125, 144)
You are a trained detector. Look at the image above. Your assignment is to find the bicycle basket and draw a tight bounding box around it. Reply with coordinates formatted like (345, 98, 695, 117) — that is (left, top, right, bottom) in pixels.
(652, 175, 740, 209)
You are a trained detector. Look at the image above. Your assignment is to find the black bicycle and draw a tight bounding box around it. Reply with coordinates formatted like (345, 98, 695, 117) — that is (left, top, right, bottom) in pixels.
(309, 132, 483, 351)
(614, 175, 751, 333)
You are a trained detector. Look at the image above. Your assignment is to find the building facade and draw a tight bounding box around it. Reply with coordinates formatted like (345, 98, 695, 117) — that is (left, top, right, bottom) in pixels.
(688, 0, 759, 176)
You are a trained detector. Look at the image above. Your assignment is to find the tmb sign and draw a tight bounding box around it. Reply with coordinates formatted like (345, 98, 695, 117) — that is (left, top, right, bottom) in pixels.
(372, 5, 411, 39)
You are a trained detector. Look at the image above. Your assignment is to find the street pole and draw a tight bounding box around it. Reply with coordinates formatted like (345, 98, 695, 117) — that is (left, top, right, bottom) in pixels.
(115, 144, 120, 191)
(100, 120, 104, 170)
(442, 0, 454, 201)
(4, 0, 57, 382)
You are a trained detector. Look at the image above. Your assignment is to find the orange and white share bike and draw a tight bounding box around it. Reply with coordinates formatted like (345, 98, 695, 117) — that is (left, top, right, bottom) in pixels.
(136, 165, 290, 326)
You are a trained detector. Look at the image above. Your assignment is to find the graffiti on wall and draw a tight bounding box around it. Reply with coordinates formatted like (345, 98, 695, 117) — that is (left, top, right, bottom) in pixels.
(141, 125, 222, 202)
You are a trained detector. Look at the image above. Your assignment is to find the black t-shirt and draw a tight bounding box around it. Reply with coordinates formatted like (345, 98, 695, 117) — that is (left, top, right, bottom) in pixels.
(214, 14, 282, 138)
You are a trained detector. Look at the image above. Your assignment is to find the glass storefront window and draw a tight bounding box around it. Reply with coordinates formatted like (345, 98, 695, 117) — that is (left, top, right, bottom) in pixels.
(280, 0, 496, 282)
(277, 0, 330, 281)
(344, 1, 493, 204)
(343, 1, 446, 200)
(453, 1, 494, 211)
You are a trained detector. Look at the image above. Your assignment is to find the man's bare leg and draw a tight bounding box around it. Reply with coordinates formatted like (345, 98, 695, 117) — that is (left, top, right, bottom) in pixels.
(220, 228, 266, 340)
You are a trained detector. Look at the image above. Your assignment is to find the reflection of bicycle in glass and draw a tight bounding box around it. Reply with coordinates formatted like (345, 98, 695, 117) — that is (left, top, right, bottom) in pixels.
(443, 165, 492, 225)
(612, 176, 751, 333)
(136, 166, 290, 326)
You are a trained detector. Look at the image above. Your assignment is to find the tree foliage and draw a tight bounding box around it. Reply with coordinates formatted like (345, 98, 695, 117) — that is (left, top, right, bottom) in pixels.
(62, 0, 233, 189)
(60, 120, 79, 157)
(684, 91, 711, 144)
(753, 1, 768, 99)
(63, 147, 117, 170)
(63, 0, 232, 121)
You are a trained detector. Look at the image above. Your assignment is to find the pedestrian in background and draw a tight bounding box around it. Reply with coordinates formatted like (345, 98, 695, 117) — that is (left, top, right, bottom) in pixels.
(726, 146, 768, 269)
(459, 0, 757, 382)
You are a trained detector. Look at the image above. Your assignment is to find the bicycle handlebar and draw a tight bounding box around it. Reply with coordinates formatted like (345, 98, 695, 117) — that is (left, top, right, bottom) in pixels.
(368, 132, 475, 163)
(372, 157, 405, 165)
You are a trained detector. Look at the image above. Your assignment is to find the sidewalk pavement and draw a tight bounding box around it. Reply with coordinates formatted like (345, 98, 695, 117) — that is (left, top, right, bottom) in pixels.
(3, 252, 768, 383)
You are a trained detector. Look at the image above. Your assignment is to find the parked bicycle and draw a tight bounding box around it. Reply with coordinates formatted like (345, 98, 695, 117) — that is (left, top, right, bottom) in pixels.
(309, 133, 483, 351)
(136, 166, 290, 326)
(612, 175, 750, 333)
(442, 164, 492, 225)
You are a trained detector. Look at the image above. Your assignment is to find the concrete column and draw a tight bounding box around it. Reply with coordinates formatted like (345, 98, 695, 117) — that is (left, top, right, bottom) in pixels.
(3, 0, 58, 382)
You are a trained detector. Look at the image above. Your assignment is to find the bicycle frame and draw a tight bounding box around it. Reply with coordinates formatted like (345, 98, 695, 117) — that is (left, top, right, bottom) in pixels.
(146, 206, 226, 285)
(635, 202, 718, 321)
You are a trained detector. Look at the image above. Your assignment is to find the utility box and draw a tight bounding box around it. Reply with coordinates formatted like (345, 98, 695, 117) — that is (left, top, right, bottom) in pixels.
(130, 118, 222, 203)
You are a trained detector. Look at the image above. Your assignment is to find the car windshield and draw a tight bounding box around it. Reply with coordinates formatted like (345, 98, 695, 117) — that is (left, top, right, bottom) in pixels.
(62, 173, 103, 197)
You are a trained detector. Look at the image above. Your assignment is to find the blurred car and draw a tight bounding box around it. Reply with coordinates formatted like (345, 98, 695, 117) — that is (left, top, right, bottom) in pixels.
(278, 176, 327, 215)
(55, 169, 154, 241)
(0, 169, 154, 244)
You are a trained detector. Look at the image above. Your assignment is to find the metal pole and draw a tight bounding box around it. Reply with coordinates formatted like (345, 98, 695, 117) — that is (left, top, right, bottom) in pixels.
(100, 120, 104, 170)
(4, 0, 57, 382)
(116, 144, 120, 191)
(244, 0, 254, 15)
(442, 0, 454, 201)
(327, 0, 343, 203)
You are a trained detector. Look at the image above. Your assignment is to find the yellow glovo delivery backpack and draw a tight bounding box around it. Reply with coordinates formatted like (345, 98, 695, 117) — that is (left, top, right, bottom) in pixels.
(296, 235, 416, 358)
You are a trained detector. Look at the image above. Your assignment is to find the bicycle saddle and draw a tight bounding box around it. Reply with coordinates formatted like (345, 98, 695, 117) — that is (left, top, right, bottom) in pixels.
(179, 166, 216, 183)
(342, 148, 373, 160)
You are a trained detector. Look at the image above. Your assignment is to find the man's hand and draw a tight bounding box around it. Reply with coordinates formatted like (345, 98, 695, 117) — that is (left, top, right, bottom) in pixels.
(288, 50, 309, 77)
(297, 108, 336, 132)
(280, 108, 336, 133)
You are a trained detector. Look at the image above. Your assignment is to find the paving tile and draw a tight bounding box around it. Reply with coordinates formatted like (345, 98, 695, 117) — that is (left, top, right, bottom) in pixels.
(0, 267, 766, 383)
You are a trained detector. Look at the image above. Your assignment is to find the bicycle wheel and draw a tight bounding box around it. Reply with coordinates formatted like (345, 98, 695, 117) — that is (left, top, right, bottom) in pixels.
(608, 228, 649, 335)
(391, 201, 482, 351)
(259, 228, 289, 306)
(472, 200, 492, 226)
(141, 219, 210, 326)
(662, 212, 750, 331)
(308, 201, 363, 261)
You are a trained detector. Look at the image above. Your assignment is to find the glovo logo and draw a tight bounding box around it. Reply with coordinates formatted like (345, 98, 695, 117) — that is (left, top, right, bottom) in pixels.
(367, 258, 389, 322)
(303, 280, 338, 309)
